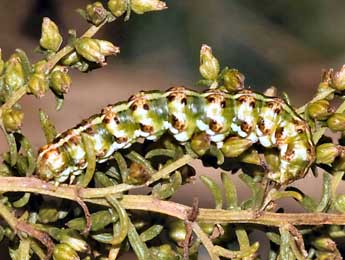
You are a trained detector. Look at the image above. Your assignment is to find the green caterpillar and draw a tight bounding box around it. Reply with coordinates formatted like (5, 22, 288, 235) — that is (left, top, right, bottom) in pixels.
(36, 86, 315, 184)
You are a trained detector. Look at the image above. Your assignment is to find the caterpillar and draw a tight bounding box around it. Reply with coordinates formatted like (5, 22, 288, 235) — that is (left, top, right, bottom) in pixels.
(36, 86, 315, 184)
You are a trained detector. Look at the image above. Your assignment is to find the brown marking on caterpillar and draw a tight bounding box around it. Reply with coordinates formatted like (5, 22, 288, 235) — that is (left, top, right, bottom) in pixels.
(172, 115, 186, 131)
(140, 123, 154, 134)
(240, 121, 252, 133)
(167, 86, 188, 103)
(209, 119, 223, 133)
(258, 117, 270, 135)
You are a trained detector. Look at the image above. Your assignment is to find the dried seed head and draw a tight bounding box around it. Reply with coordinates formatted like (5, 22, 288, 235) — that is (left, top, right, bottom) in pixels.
(191, 132, 211, 156)
(74, 37, 105, 64)
(40, 17, 63, 52)
(50, 70, 72, 95)
(86, 2, 107, 25)
(223, 69, 245, 92)
(307, 99, 332, 120)
(327, 113, 345, 132)
(61, 52, 80, 66)
(127, 162, 151, 185)
(316, 143, 339, 165)
(199, 44, 220, 81)
(2, 108, 24, 132)
(4, 54, 25, 91)
(108, 0, 127, 17)
(28, 72, 49, 98)
(131, 0, 167, 15)
(95, 39, 120, 56)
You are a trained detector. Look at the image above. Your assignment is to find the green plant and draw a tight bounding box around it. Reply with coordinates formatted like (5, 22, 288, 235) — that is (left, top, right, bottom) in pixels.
(1, 1, 345, 260)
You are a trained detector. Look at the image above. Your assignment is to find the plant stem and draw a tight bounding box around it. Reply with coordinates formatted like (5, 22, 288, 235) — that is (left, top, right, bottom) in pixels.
(192, 222, 220, 260)
(0, 176, 345, 227)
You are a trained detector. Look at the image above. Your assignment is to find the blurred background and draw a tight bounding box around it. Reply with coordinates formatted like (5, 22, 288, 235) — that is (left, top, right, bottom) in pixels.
(1, 0, 345, 258)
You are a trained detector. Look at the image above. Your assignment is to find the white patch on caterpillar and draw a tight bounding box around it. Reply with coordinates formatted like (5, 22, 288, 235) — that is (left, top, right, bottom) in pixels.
(196, 119, 209, 131)
(210, 134, 225, 143)
(46, 149, 65, 171)
(174, 131, 189, 142)
(247, 132, 258, 143)
(216, 141, 224, 148)
(259, 136, 272, 147)
(70, 145, 86, 162)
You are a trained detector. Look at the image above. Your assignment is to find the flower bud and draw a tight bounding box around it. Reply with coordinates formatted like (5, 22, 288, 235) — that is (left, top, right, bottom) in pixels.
(316, 143, 339, 165)
(53, 243, 80, 260)
(223, 69, 245, 91)
(40, 17, 63, 52)
(240, 149, 261, 165)
(131, 0, 167, 14)
(312, 236, 337, 252)
(334, 194, 345, 213)
(2, 108, 24, 132)
(4, 54, 25, 91)
(127, 162, 151, 185)
(327, 113, 345, 132)
(33, 60, 47, 73)
(168, 220, 186, 243)
(221, 136, 252, 158)
(38, 207, 59, 223)
(28, 72, 49, 98)
(50, 70, 72, 95)
(95, 39, 120, 56)
(75, 38, 105, 64)
(86, 2, 107, 25)
(60, 231, 89, 253)
(332, 65, 345, 91)
(199, 44, 220, 81)
(308, 99, 332, 120)
(61, 52, 80, 66)
(191, 132, 211, 156)
(108, 0, 127, 17)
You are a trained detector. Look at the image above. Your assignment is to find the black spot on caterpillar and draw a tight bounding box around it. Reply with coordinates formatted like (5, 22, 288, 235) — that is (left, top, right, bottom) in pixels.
(37, 86, 315, 184)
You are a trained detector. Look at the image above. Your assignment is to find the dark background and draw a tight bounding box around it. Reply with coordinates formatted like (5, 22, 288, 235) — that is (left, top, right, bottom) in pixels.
(1, 0, 345, 258)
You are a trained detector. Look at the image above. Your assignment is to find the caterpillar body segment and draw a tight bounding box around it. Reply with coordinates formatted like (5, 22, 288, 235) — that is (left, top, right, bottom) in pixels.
(36, 87, 315, 184)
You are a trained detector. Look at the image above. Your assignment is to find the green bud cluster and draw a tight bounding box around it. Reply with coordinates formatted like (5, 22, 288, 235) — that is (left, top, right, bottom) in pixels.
(108, 0, 127, 17)
(86, 2, 108, 25)
(74, 38, 120, 65)
(199, 44, 220, 81)
(40, 18, 63, 52)
(308, 99, 332, 120)
(50, 66, 72, 95)
(316, 143, 339, 165)
(131, 0, 167, 14)
(2, 108, 23, 132)
(327, 113, 345, 132)
(223, 68, 245, 92)
(53, 243, 80, 260)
